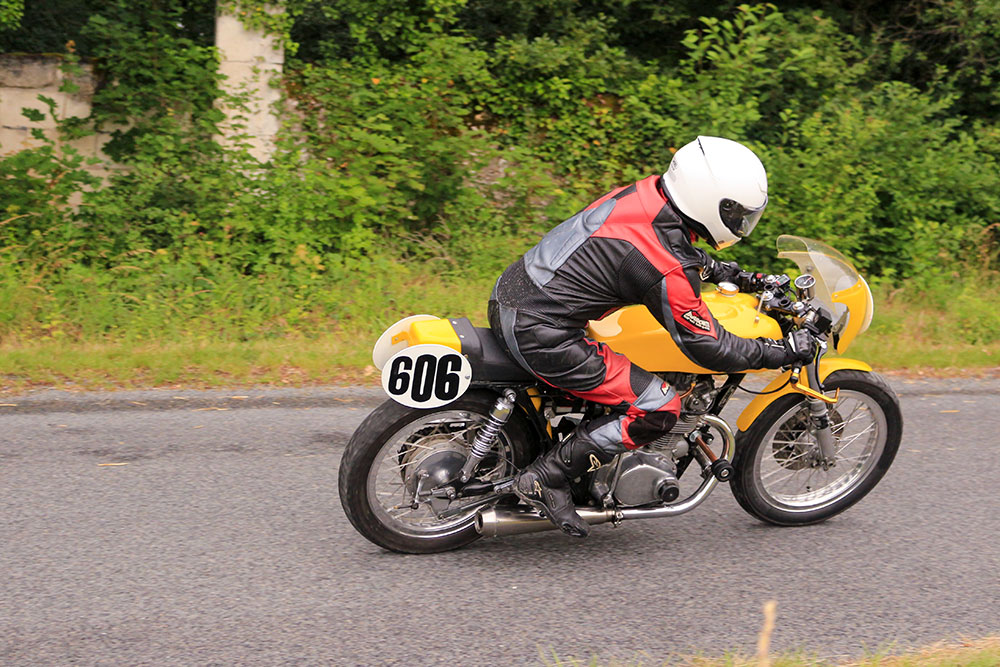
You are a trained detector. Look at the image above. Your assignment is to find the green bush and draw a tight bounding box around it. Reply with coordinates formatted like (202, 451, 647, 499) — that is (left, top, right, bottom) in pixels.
(1, 1, 999, 352)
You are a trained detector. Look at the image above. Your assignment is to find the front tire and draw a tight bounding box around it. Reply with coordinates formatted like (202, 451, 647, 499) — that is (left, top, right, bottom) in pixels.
(731, 370, 902, 526)
(339, 390, 537, 553)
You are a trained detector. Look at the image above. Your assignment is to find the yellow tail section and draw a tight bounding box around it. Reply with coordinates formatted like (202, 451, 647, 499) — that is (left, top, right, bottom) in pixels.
(407, 318, 462, 351)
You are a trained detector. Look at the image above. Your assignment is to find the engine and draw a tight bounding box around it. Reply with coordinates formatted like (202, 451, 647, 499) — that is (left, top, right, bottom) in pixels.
(588, 375, 717, 507)
(589, 450, 680, 507)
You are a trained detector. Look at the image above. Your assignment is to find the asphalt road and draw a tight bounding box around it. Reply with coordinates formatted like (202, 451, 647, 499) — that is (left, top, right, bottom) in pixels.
(2, 377, 998, 665)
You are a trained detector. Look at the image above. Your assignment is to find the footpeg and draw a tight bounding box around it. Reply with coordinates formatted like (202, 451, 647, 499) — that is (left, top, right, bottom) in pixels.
(711, 459, 734, 482)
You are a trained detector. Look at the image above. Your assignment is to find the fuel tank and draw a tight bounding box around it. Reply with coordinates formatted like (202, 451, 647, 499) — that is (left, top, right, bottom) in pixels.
(586, 288, 783, 374)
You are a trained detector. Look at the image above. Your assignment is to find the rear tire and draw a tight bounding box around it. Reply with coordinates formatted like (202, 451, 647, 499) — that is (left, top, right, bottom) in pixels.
(339, 390, 538, 553)
(731, 370, 902, 526)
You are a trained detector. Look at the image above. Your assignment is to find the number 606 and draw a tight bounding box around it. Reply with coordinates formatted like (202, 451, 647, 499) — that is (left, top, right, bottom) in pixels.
(387, 353, 464, 403)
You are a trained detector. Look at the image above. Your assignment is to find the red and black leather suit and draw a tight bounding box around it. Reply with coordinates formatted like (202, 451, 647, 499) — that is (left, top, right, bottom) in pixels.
(488, 174, 791, 456)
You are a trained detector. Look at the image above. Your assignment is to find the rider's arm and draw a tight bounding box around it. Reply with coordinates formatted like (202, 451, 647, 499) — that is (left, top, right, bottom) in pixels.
(641, 266, 792, 372)
(692, 247, 767, 292)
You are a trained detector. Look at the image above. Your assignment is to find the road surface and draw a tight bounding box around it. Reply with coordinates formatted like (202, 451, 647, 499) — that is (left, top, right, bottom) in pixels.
(2, 377, 998, 664)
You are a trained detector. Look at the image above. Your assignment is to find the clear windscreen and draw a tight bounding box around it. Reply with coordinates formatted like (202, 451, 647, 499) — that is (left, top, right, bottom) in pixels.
(776, 235, 862, 334)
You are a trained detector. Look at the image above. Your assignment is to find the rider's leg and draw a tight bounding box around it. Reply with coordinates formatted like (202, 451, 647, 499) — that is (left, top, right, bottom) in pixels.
(514, 368, 682, 537)
(512, 429, 617, 537)
(489, 305, 681, 536)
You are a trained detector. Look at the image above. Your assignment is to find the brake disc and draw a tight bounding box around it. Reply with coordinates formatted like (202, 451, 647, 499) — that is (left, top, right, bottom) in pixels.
(772, 406, 843, 470)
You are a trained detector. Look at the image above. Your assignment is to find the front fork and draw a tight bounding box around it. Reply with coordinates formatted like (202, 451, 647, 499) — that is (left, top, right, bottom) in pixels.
(798, 351, 838, 466)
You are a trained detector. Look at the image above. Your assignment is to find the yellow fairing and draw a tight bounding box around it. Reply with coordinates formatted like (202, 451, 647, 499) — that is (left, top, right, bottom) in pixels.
(735, 357, 873, 432)
(832, 277, 872, 354)
(407, 319, 462, 352)
(587, 290, 784, 374)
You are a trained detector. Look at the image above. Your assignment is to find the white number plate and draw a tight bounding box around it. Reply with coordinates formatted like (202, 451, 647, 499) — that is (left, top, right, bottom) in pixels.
(381, 344, 472, 408)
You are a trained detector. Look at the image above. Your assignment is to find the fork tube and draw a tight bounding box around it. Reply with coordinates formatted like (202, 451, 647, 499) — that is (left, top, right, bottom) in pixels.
(805, 361, 837, 462)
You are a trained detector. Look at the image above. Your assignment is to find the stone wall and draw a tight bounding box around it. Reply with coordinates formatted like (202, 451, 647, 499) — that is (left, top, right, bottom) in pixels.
(0, 7, 285, 168)
(0, 54, 111, 176)
(215, 8, 284, 162)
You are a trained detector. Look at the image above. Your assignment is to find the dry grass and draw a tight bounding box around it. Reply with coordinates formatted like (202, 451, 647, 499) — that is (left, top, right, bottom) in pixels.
(546, 635, 1000, 667)
(2, 275, 1000, 392)
(1, 328, 997, 394)
(543, 602, 999, 667)
(0, 336, 381, 393)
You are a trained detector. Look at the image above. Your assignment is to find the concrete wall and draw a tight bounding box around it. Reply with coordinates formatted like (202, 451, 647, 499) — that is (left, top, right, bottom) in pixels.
(0, 6, 285, 167)
(0, 54, 112, 176)
(215, 6, 284, 162)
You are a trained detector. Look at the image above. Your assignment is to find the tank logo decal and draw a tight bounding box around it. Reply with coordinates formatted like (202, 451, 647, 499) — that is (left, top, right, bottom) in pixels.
(586, 454, 603, 473)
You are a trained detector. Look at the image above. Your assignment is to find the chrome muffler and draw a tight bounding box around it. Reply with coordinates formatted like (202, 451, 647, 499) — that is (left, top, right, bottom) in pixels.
(475, 414, 735, 539)
(475, 506, 615, 537)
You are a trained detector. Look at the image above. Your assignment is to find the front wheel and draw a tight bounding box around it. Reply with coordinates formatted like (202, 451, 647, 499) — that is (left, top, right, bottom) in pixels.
(338, 390, 538, 553)
(731, 370, 902, 526)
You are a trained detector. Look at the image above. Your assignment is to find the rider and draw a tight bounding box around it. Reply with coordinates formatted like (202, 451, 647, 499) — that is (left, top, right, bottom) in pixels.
(487, 136, 816, 537)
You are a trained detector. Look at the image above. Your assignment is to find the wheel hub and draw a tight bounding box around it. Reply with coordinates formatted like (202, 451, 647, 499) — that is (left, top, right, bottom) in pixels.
(772, 406, 844, 470)
(402, 443, 468, 498)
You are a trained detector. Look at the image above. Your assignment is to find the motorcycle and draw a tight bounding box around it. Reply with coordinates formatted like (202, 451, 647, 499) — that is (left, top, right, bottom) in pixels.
(339, 235, 903, 553)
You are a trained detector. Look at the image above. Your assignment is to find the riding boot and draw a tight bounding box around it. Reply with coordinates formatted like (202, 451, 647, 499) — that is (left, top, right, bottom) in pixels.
(514, 432, 621, 538)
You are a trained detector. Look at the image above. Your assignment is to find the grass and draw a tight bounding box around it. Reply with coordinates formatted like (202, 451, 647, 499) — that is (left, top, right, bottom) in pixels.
(3, 321, 997, 394)
(850, 280, 1000, 373)
(545, 600, 999, 666)
(544, 600, 998, 667)
(0, 335, 378, 392)
(1, 267, 998, 392)
(542, 635, 1000, 666)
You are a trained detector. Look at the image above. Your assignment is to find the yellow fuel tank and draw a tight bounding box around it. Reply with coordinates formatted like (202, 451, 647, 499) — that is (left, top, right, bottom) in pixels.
(586, 289, 783, 374)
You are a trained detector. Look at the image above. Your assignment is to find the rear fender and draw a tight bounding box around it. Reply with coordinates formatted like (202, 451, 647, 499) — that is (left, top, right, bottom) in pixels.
(735, 358, 873, 432)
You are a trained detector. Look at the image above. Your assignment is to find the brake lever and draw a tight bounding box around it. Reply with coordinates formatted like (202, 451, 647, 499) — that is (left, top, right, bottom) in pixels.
(754, 290, 774, 324)
(789, 346, 839, 404)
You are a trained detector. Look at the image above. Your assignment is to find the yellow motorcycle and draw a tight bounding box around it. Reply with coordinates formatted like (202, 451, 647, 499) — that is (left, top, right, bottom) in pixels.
(339, 235, 902, 553)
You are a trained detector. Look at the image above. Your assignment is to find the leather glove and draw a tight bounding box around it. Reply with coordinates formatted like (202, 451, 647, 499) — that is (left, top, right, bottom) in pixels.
(736, 270, 768, 292)
(784, 329, 817, 365)
(712, 260, 742, 284)
(707, 258, 768, 292)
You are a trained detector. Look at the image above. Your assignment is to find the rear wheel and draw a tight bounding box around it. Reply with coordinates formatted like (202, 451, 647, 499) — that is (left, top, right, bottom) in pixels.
(731, 370, 902, 526)
(339, 390, 538, 553)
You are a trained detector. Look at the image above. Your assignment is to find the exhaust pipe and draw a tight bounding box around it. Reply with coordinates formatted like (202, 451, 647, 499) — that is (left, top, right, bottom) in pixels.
(476, 414, 736, 539)
(475, 506, 615, 538)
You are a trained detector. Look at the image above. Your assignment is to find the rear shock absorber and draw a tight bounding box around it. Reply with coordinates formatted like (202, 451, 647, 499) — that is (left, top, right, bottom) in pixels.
(458, 389, 517, 483)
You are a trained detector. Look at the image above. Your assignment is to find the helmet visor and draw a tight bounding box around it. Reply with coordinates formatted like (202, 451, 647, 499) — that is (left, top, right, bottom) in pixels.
(719, 196, 767, 238)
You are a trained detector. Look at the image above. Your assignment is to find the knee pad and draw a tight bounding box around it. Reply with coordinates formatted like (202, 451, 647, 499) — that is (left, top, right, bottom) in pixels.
(626, 410, 679, 447)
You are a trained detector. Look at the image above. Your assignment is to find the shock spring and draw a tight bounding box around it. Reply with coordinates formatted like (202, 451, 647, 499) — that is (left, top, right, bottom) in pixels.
(459, 389, 517, 482)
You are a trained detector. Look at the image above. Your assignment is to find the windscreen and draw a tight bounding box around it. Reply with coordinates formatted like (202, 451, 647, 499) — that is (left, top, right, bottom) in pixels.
(776, 235, 862, 334)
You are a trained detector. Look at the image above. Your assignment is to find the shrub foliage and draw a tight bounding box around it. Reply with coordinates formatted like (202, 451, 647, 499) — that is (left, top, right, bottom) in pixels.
(0, 1, 998, 344)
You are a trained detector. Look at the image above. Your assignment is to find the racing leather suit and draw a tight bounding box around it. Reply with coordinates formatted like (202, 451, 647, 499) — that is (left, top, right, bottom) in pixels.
(488, 174, 793, 455)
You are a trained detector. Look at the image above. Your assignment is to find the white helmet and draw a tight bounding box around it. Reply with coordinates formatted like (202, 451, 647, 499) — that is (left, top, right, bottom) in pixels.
(661, 136, 768, 250)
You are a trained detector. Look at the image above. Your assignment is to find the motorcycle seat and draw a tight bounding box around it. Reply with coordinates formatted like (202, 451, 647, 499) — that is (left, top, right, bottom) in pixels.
(448, 318, 536, 385)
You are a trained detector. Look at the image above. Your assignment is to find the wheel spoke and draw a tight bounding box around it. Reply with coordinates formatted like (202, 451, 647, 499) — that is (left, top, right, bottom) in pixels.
(760, 449, 813, 479)
(832, 410, 867, 434)
(835, 423, 875, 452)
(767, 470, 800, 487)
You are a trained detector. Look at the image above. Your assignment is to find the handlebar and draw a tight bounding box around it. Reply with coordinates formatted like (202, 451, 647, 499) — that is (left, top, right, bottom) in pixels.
(744, 272, 834, 338)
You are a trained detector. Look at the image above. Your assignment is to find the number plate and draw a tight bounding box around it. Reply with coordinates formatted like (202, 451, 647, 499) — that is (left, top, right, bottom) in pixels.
(381, 344, 472, 408)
